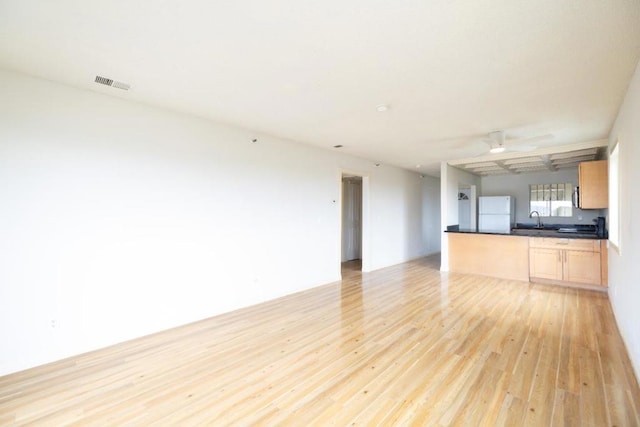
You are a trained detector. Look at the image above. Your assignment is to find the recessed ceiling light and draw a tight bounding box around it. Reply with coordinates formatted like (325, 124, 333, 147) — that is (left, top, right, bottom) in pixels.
(489, 145, 506, 154)
(376, 104, 389, 112)
(416, 164, 422, 168)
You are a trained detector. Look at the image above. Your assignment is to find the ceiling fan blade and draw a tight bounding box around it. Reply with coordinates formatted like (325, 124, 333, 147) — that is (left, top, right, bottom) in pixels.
(508, 145, 538, 152)
(422, 131, 488, 149)
(422, 129, 554, 156)
(506, 133, 554, 145)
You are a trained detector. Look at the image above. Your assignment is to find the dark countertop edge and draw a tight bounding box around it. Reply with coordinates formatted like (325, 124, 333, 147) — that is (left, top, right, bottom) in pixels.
(444, 229, 604, 240)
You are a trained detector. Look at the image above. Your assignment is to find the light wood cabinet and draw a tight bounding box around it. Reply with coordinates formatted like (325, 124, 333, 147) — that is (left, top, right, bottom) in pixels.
(529, 247, 563, 280)
(529, 237, 605, 288)
(564, 250, 601, 285)
(578, 160, 608, 209)
(447, 233, 607, 289)
(448, 233, 530, 282)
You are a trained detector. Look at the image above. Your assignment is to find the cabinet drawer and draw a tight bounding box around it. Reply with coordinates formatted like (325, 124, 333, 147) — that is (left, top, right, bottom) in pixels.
(529, 237, 600, 252)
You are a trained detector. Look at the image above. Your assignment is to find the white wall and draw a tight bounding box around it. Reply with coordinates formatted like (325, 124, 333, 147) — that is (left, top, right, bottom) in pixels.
(481, 169, 604, 225)
(0, 70, 439, 375)
(439, 163, 481, 271)
(422, 175, 441, 255)
(608, 59, 640, 381)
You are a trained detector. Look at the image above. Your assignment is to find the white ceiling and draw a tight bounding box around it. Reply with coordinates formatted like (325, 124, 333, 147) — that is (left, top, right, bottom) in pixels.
(1, 0, 639, 176)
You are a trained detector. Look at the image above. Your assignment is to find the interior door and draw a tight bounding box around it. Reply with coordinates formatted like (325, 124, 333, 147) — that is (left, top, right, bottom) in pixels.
(342, 177, 362, 261)
(458, 189, 471, 230)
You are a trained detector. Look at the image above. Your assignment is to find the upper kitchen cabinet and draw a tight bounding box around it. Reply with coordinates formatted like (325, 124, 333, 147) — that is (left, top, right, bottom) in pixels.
(578, 160, 608, 209)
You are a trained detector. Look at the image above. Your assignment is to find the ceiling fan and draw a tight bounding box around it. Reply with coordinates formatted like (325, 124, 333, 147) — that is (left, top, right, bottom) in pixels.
(482, 130, 553, 154)
(423, 128, 555, 158)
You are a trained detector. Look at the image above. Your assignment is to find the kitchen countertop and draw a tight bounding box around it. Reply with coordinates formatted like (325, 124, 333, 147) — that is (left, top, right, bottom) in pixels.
(446, 225, 605, 240)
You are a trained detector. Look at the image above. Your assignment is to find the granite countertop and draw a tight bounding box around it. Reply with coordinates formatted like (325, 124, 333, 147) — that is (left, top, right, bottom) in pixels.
(446, 223, 605, 240)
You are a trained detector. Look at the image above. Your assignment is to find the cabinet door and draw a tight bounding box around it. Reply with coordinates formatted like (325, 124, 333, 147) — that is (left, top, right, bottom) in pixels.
(564, 250, 601, 285)
(530, 248, 563, 280)
(579, 160, 608, 209)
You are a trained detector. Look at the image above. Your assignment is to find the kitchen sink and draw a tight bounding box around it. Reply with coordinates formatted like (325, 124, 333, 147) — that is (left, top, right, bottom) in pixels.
(510, 227, 598, 238)
(511, 228, 561, 236)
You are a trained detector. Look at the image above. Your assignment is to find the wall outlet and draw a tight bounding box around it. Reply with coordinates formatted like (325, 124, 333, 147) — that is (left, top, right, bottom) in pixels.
(50, 319, 56, 328)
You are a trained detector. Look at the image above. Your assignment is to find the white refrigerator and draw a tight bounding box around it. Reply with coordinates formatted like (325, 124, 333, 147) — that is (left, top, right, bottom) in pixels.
(478, 196, 515, 233)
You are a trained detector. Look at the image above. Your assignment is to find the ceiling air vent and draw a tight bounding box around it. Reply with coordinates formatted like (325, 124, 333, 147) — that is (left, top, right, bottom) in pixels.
(94, 75, 130, 91)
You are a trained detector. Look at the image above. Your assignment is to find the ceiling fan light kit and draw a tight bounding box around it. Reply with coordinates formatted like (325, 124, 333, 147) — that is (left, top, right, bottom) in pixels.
(487, 130, 506, 153)
(489, 144, 506, 154)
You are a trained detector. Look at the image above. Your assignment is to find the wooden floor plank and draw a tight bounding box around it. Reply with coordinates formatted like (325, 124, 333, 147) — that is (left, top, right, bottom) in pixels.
(0, 255, 638, 424)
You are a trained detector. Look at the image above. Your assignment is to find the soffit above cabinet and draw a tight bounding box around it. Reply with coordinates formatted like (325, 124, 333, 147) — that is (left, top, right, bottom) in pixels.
(448, 140, 608, 176)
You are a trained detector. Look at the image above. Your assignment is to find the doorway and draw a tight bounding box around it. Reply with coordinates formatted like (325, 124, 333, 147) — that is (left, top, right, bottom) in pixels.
(341, 175, 363, 270)
(458, 186, 471, 230)
(458, 184, 477, 231)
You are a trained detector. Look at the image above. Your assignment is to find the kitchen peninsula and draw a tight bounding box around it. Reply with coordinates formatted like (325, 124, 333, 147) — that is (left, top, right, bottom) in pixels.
(447, 226, 608, 291)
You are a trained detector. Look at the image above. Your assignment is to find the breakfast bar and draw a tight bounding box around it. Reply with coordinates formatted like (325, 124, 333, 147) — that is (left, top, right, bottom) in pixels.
(446, 225, 608, 291)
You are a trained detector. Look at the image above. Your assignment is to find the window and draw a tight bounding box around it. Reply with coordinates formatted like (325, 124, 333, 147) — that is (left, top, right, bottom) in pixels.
(609, 140, 620, 251)
(529, 183, 573, 217)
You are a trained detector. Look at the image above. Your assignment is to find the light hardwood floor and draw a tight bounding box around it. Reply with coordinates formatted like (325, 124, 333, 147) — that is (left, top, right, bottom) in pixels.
(1, 255, 639, 425)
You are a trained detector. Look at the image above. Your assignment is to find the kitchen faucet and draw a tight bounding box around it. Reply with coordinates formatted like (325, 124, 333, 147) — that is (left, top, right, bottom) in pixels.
(529, 211, 543, 228)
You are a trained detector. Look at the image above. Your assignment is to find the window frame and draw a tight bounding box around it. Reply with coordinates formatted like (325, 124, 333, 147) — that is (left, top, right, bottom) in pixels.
(528, 182, 573, 217)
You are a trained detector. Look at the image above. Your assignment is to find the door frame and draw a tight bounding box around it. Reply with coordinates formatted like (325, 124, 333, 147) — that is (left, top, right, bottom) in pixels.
(339, 169, 371, 274)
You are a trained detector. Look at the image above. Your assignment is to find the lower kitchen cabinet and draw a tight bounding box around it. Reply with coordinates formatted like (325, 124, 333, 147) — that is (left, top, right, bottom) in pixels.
(448, 233, 530, 282)
(529, 237, 605, 288)
(529, 247, 563, 280)
(564, 250, 601, 285)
